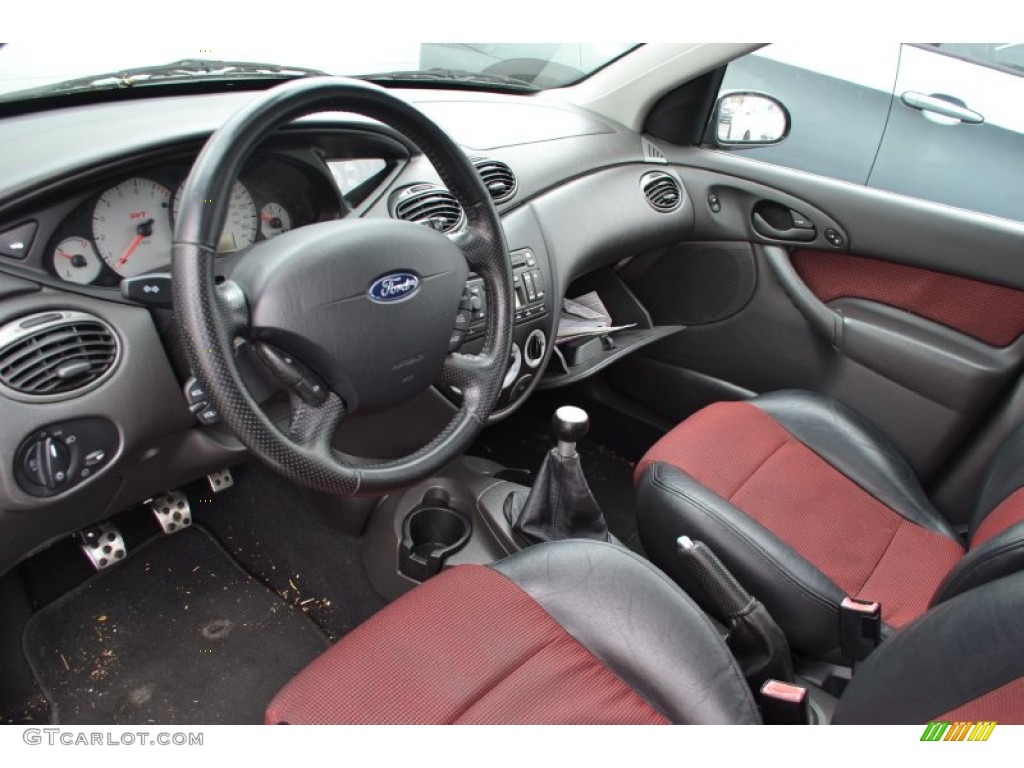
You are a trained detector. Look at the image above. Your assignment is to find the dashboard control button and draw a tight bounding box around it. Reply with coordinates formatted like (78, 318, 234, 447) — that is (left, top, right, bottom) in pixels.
(0, 221, 37, 259)
(22, 442, 46, 486)
(15, 418, 119, 497)
(84, 450, 106, 467)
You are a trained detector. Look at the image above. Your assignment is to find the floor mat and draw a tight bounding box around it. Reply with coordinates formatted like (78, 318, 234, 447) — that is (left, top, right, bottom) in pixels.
(23, 526, 328, 725)
(193, 463, 385, 640)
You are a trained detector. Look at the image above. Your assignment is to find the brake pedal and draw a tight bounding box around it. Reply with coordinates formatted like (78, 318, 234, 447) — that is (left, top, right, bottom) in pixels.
(150, 490, 192, 534)
(79, 523, 127, 571)
(207, 468, 234, 493)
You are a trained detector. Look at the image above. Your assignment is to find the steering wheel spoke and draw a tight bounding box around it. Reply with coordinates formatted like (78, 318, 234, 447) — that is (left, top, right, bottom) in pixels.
(287, 390, 347, 451)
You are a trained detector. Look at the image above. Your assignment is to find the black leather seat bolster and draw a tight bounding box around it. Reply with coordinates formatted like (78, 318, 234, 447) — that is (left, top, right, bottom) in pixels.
(752, 391, 960, 540)
(970, 422, 1024, 537)
(636, 462, 853, 660)
(932, 521, 1024, 606)
(491, 539, 761, 725)
(835, 571, 1024, 724)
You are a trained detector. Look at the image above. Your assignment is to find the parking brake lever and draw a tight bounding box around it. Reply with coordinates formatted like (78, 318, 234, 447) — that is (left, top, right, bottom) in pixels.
(676, 536, 794, 692)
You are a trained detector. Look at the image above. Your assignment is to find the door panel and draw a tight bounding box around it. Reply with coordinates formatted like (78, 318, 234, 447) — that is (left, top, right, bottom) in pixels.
(671, 149, 1024, 289)
(791, 250, 1024, 347)
(610, 149, 1024, 521)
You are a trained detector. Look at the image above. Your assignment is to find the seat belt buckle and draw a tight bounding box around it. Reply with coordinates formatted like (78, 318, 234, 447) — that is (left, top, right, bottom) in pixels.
(760, 679, 809, 725)
(840, 597, 881, 662)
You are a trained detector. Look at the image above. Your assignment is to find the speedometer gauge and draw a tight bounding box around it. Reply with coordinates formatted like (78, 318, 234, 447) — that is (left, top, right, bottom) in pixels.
(92, 178, 173, 277)
(174, 180, 257, 254)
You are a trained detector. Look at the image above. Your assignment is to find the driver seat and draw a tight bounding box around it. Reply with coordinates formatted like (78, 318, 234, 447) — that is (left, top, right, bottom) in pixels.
(265, 540, 1024, 724)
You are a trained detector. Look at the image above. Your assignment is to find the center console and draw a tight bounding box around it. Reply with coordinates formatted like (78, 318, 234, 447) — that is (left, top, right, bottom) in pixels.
(446, 246, 555, 410)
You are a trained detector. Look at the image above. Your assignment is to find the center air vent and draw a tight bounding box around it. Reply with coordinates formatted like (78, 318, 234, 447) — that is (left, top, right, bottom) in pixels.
(391, 184, 464, 234)
(640, 171, 683, 213)
(0, 311, 118, 398)
(472, 158, 517, 203)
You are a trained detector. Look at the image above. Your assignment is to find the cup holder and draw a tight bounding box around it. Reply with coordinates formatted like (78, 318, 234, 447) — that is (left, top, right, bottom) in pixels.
(399, 504, 472, 582)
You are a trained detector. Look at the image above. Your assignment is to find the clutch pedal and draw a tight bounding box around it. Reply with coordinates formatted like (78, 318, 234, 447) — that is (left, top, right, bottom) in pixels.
(207, 468, 234, 493)
(149, 490, 192, 534)
(79, 522, 127, 571)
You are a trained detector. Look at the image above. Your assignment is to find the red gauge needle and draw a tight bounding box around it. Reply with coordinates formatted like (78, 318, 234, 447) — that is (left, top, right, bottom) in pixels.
(117, 234, 144, 267)
(57, 249, 75, 260)
(117, 218, 155, 268)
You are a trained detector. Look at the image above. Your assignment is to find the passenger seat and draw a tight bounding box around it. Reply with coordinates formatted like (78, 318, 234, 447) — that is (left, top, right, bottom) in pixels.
(634, 390, 1024, 660)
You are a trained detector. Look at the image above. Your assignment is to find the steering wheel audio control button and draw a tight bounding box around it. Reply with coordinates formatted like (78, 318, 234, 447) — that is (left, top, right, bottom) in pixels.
(183, 376, 207, 405)
(189, 401, 221, 425)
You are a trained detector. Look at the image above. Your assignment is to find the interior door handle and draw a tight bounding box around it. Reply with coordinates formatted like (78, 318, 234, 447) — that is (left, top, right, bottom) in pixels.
(752, 212, 816, 242)
(899, 92, 984, 124)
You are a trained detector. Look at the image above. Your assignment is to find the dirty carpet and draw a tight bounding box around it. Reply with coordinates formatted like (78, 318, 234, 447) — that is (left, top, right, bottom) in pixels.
(23, 526, 328, 724)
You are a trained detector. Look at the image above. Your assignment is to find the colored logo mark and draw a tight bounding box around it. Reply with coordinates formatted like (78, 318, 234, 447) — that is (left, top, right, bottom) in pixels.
(920, 721, 996, 742)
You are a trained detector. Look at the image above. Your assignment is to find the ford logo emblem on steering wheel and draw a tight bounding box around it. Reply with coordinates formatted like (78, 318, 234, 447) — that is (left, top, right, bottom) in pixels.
(368, 272, 421, 303)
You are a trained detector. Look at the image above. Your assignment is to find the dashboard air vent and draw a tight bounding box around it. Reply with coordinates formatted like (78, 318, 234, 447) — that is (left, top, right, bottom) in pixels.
(391, 184, 464, 234)
(472, 158, 517, 203)
(0, 312, 118, 397)
(640, 171, 683, 213)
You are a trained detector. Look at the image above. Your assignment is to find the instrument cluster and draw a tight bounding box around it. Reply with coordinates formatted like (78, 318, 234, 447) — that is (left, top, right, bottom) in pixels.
(46, 154, 338, 287)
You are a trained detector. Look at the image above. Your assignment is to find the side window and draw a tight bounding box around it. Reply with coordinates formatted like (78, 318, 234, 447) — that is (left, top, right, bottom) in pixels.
(718, 44, 1024, 223)
(716, 43, 900, 184)
(924, 44, 1024, 77)
(868, 44, 1024, 222)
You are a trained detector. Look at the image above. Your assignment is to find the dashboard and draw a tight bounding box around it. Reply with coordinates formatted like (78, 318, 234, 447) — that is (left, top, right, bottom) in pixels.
(0, 86, 695, 575)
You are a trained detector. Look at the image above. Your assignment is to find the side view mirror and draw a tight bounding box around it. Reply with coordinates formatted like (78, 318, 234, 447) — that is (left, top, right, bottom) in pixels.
(713, 92, 790, 146)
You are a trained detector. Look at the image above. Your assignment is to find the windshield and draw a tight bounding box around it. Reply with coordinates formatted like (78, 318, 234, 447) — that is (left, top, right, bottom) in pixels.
(0, 42, 638, 103)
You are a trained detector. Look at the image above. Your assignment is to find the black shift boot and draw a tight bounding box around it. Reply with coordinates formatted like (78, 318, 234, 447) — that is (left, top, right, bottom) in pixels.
(503, 406, 610, 545)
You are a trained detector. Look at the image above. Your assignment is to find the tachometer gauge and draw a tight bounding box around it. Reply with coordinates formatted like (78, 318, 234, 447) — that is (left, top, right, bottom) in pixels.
(92, 178, 173, 277)
(174, 180, 257, 254)
(53, 237, 103, 284)
(259, 202, 291, 240)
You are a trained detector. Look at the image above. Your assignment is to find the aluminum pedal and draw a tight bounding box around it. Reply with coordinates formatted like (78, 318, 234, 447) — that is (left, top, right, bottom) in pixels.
(207, 468, 234, 493)
(149, 490, 192, 534)
(79, 523, 127, 570)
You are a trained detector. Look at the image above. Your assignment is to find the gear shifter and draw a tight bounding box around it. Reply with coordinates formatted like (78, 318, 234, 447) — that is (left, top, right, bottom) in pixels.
(503, 406, 611, 545)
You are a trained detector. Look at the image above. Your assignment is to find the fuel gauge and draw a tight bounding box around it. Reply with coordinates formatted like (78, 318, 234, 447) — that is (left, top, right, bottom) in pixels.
(259, 203, 291, 240)
(53, 237, 103, 284)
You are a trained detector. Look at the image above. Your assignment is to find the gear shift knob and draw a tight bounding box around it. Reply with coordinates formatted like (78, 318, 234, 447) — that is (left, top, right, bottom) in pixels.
(553, 406, 589, 457)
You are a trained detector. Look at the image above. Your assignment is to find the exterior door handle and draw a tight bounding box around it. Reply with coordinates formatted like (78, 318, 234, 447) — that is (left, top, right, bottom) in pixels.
(899, 92, 984, 124)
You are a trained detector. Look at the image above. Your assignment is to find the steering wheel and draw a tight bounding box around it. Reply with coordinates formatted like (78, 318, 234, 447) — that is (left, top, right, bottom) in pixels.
(171, 78, 513, 495)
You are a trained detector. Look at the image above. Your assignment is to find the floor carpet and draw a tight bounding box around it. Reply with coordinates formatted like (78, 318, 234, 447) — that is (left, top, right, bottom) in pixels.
(23, 526, 328, 724)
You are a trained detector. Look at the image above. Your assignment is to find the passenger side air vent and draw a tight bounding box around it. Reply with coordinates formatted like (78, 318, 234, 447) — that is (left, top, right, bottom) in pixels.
(391, 184, 464, 234)
(640, 171, 683, 212)
(472, 158, 517, 203)
(0, 311, 118, 398)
